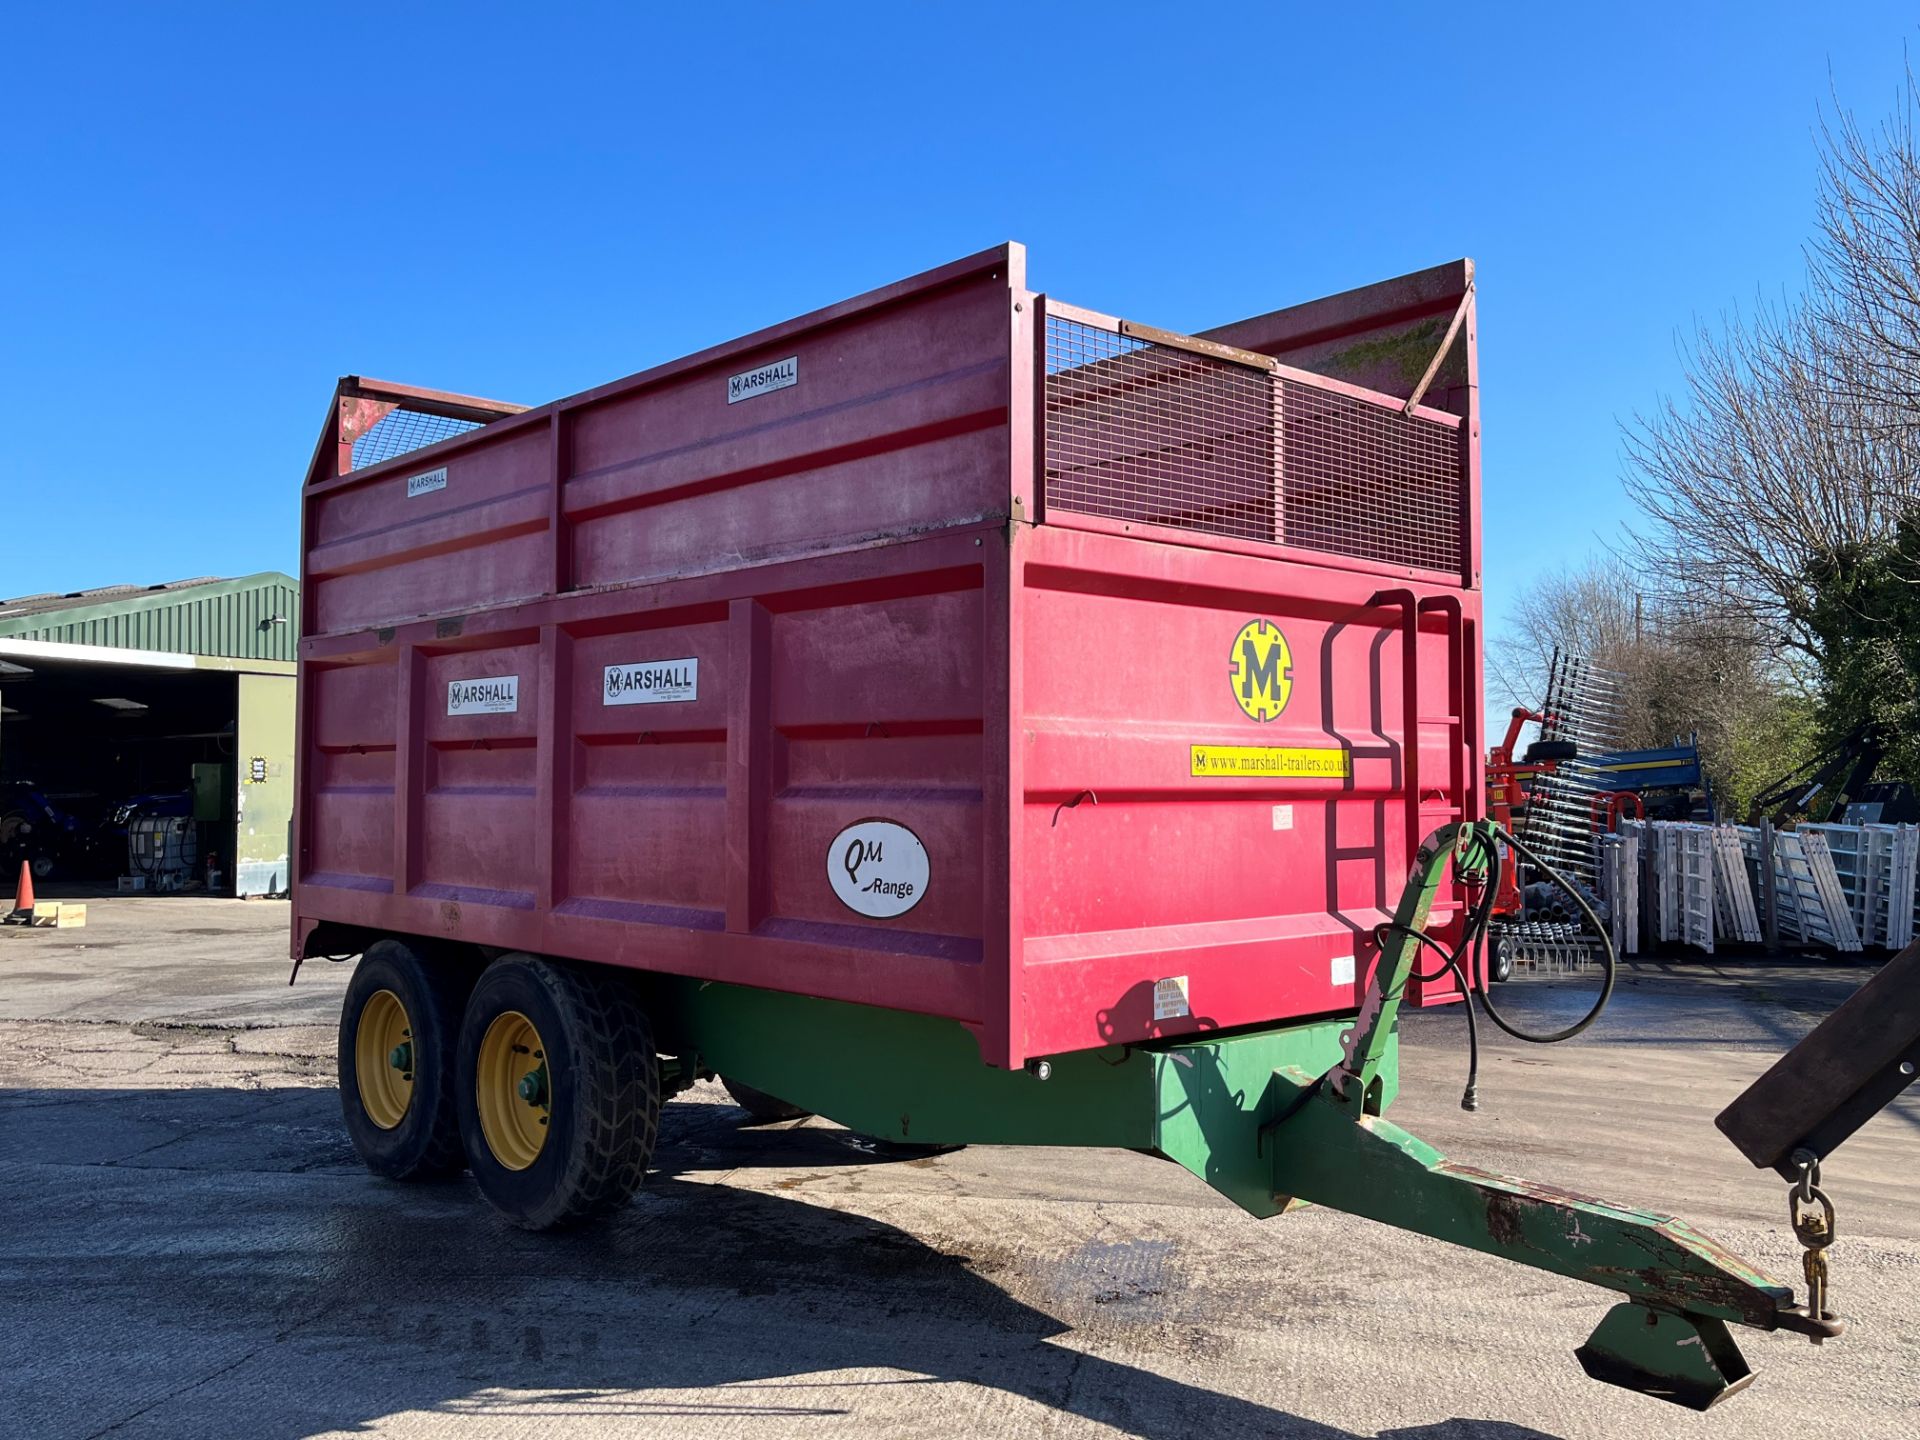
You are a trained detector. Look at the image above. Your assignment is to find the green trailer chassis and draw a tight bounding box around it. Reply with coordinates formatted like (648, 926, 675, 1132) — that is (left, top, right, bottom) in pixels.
(654, 822, 1835, 1411)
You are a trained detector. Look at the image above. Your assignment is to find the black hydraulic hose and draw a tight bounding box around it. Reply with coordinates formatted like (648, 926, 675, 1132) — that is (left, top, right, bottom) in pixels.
(1373, 832, 1500, 1110)
(1374, 917, 1482, 1111)
(1372, 918, 1463, 986)
(1370, 820, 1617, 1111)
(1478, 823, 1617, 1045)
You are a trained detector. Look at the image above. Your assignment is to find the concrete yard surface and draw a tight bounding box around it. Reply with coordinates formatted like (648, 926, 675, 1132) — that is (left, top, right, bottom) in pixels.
(1, 899, 1915, 1439)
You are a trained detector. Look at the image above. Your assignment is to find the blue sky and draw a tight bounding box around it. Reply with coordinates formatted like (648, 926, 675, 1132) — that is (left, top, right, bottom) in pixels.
(1, 3, 1911, 653)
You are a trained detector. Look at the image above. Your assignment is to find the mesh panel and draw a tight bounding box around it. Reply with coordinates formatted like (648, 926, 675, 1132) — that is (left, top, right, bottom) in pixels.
(351, 408, 485, 471)
(1045, 318, 1276, 542)
(1278, 381, 1464, 572)
(1044, 312, 1466, 575)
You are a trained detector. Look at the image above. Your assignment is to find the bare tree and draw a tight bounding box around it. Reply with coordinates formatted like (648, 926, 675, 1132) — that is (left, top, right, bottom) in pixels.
(1813, 65, 1920, 425)
(1619, 304, 1919, 665)
(1619, 71, 1920, 666)
(1493, 557, 1774, 745)
(1491, 557, 1804, 813)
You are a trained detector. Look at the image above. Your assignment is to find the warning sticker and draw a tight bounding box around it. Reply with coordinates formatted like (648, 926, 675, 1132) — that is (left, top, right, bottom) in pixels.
(1153, 976, 1190, 1022)
(1189, 745, 1350, 778)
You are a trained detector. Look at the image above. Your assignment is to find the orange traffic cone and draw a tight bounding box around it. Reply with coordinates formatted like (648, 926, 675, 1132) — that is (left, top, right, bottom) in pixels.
(5, 859, 32, 924)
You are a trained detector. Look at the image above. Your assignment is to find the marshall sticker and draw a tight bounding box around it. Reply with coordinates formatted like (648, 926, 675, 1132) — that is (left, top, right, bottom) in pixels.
(727, 355, 798, 404)
(447, 675, 519, 716)
(406, 466, 448, 498)
(1229, 618, 1293, 721)
(604, 658, 698, 706)
(827, 819, 929, 919)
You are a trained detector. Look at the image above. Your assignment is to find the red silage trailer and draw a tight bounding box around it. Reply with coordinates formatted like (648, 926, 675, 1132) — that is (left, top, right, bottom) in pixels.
(296, 245, 1828, 1407)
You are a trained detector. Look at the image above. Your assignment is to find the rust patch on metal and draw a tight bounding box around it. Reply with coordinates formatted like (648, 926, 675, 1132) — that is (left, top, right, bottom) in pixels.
(1484, 1190, 1529, 1249)
(338, 396, 399, 446)
(1444, 1162, 1660, 1218)
(1589, 1266, 1787, 1330)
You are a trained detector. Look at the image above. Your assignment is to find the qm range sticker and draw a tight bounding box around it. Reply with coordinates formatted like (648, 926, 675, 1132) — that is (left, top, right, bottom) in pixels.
(447, 675, 519, 715)
(828, 819, 929, 918)
(728, 355, 797, 404)
(604, 658, 698, 706)
(1190, 745, 1350, 778)
(1229, 618, 1293, 721)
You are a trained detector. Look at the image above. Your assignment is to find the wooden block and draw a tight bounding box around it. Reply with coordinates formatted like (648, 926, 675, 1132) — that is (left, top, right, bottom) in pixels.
(27, 903, 86, 929)
(1716, 939, 1920, 1175)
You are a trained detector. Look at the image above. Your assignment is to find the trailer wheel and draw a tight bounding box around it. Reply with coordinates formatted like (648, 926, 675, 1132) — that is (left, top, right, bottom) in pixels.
(456, 955, 660, 1231)
(721, 1077, 811, 1123)
(338, 939, 470, 1180)
(1487, 930, 1515, 984)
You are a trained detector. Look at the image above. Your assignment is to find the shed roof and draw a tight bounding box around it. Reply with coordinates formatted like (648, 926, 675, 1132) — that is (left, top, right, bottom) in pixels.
(0, 572, 300, 663)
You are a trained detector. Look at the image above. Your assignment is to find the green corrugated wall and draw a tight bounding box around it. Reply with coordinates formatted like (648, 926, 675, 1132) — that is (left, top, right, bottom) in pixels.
(0, 572, 300, 662)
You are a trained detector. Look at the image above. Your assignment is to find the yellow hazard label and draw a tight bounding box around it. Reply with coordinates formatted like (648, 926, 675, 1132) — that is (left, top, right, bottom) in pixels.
(1190, 745, 1351, 778)
(1229, 618, 1293, 722)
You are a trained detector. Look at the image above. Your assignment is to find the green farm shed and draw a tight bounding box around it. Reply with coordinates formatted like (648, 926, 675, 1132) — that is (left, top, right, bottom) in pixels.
(0, 573, 298, 897)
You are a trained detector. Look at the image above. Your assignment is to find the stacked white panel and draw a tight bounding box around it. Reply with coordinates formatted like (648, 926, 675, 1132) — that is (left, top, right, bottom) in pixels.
(1886, 824, 1919, 949)
(1792, 822, 1917, 949)
(1598, 832, 1641, 955)
(1802, 824, 1871, 942)
(1712, 826, 1763, 943)
(1799, 831, 1862, 952)
(1675, 823, 1716, 954)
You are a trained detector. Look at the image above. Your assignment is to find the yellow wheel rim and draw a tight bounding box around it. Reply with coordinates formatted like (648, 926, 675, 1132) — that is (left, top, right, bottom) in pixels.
(355, 989, 415, 1130)
(476, 1009, 550, 1170)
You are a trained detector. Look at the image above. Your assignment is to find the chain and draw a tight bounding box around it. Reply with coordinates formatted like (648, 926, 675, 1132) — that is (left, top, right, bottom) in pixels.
(1788, 1148, 1837, 1345)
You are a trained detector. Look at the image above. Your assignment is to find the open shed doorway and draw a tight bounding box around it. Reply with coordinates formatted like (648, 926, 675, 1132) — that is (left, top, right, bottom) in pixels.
(0, 653, 242, 897)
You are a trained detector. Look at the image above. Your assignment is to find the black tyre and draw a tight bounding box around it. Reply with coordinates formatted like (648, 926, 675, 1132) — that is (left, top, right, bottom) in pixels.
(338, 938, 472, 1180)
(456, 954, 660, 1231)
(1522, 739, 1579, 764)
(721, 1077, 811, 1123)
(1, 811, 55, 882)
(1487, 929, 1515, 984)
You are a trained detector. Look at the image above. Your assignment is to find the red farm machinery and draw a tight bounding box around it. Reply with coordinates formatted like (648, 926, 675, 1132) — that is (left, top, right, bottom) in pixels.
(294, 245, 1851, 1410)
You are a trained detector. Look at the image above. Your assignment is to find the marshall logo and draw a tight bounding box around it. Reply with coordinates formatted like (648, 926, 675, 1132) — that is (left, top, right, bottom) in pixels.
(1228, 619, 1293, 722)
(727, 355, 798, 404)
(446, 675, 519, 716)
(603, 658, 699, 706)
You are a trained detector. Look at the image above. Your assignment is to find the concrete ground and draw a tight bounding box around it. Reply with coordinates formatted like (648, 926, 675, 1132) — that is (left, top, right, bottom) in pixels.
(1, 900, 1914, 1439)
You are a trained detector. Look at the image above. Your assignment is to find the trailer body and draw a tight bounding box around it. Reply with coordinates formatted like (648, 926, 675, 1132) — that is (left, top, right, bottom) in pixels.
(294, 244, 1483, 1070)
(300, 248, 1830, 1410)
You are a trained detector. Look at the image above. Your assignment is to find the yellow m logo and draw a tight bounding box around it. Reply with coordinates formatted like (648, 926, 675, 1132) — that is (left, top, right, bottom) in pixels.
(1229, 620, 1293, 722)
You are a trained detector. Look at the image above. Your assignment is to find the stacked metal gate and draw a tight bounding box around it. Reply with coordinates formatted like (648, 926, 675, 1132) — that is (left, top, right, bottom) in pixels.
(1596, 820, 1911, 957)
(1801, 823, 1919, 949)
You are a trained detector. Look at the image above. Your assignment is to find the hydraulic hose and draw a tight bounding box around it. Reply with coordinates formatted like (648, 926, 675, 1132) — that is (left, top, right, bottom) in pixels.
(1479, 823, 1617, 1044)
(1374, 821, 1618, 1110)
(1374, 915, 1482, 1110)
